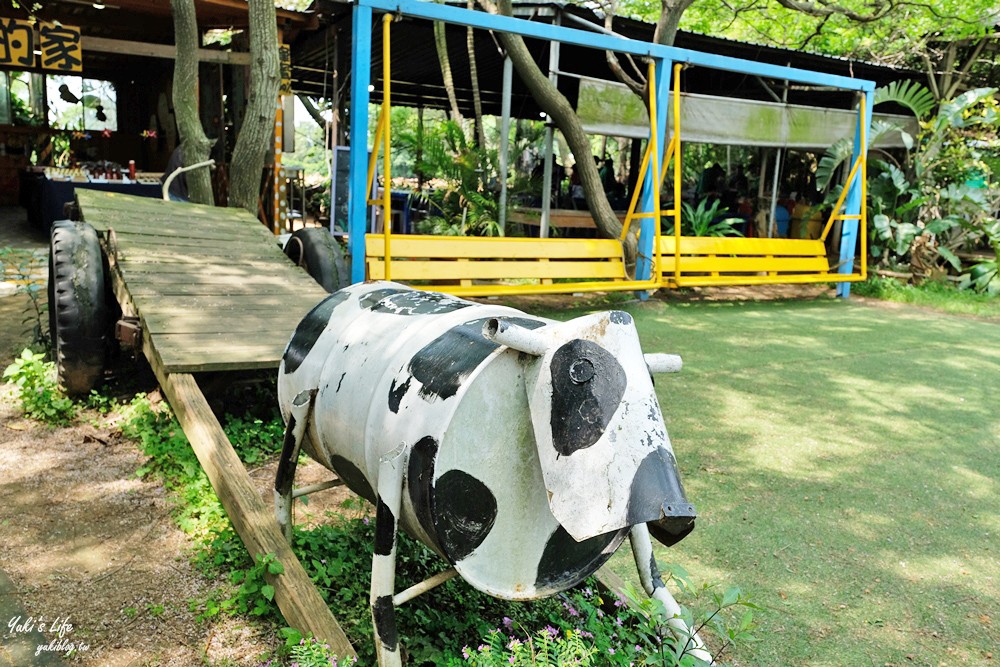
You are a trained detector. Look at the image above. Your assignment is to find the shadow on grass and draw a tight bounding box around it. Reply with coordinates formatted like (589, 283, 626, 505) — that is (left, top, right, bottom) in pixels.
(534, 297, 999, 666)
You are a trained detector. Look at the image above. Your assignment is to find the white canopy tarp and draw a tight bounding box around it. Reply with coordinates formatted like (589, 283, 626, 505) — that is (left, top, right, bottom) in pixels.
(575, 77, 916, 149)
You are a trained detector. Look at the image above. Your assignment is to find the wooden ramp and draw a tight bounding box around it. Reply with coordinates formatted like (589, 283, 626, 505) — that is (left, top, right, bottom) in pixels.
(76, 190, 329, 372)
(74, 190, 354, 658)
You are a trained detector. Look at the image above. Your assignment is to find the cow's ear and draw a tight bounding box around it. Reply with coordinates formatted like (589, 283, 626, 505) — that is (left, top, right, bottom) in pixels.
(516, 311, 685, 542)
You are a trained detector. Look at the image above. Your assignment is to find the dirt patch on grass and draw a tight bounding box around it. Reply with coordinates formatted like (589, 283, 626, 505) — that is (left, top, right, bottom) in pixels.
(0, 388, 279, 666)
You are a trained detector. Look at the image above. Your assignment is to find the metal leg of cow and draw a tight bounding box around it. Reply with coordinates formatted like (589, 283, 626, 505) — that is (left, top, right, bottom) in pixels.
(274, 389, 316, 542)
(370, 444, 408, 667)
(629, 524, 714, 664)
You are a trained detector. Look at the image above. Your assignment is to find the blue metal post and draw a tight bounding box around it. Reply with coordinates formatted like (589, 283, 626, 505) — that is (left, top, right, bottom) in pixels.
(635, 58, 668, 292)
(836, 90, 874, 298)
(348, 3, 373, 284)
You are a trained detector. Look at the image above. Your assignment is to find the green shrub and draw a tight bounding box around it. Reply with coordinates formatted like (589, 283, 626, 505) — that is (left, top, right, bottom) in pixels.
(285, 636, 357, 667)
(2, 349, 76, 424)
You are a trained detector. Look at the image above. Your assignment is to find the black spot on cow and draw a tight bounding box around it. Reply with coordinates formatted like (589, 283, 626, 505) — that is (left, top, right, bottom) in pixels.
(374, 496, 396, 556)
(535, 525, 623, 593)
(282, 291, 349, 373)
(609, 310, 632, 325)
(433, 469, 497, 562)
(409, 317, 544, 402)
(371, 595, 398, 651)
(329, 454, 376, 504)
(359, 287, 407, 309)
(364, 288, 473, 315)
(336, 372, 346, 393)
(549, 339, 627, 456)
(387, 376, 411, 413)
(407, 436, 440, 551)
(630, 448, 697, 547)
(409, 318, 497, 401)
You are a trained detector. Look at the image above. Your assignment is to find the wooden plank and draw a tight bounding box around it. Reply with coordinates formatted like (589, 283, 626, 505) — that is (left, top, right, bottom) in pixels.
(144, 313, 307, 336)
(118, 262, 309, 281)
(82, 35, 252, 65)
(365, 234, 623, 259)
(157, 373, 354, 657)
(106, 222, 278, 243)
(126, 294, 327, 311)
(659, 256, 829, 274)
(443, 279, 653, 297)
(676, 272, 863, 287)
(367, 259, 626, 281)
(111, 234, 283, 254)
(660, 236, 827, 256)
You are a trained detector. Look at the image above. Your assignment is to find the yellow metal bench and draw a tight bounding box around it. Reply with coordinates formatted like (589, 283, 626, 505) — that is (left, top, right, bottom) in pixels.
(657, 236, 846, 286)
(365, 234, 631, 297)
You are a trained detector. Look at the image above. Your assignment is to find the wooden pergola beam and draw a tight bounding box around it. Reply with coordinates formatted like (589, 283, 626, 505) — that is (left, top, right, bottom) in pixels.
(81, 35, 251, 65)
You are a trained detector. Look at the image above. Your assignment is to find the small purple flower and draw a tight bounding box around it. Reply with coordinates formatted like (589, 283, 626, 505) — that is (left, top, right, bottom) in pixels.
(462, 646, 471, 659)
(544, 625, 559, 638)
(502, 616, 513, 629)
(508, 657, 515, 665)
(363, 517, 370, 525)
(580, 630, 593, 639)
(616, 616, 624, 627)
(608, 648, 616, 655)
(584, 587, 593, 597)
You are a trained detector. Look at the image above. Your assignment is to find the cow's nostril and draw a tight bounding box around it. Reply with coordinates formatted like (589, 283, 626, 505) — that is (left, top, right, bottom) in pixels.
(569, 358, 595, 384)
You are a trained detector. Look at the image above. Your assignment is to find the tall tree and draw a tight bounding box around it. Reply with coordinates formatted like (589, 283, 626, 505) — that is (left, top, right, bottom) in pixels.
(170, 0, 215, 205)
(434, 22, 464, 123)
(467, 0, 486, 147)
(228, 0, 281, 214)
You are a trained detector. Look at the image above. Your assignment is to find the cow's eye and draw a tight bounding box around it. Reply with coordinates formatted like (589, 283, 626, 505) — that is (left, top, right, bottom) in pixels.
(569, 357, 595, 384)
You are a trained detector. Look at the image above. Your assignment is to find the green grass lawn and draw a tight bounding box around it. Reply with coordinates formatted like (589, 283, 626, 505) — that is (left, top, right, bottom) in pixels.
(528, 293, 999, 666)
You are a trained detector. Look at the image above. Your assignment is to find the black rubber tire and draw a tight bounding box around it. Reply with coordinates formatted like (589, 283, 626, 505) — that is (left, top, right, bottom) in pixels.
(48, 220, 108, 397)
(284, 228, 350, 293)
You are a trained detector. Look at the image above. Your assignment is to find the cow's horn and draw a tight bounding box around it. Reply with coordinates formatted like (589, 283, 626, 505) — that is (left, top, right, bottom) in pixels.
(483, 319, 549, 356)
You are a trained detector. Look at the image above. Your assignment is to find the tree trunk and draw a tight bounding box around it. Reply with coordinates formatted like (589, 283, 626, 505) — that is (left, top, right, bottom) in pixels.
(466, 0, 486, 148)
(170, 0, 215, 205)
(478, 0, 635, 265)
(434, 22, 464, 124)
(228, 0, 281, 216)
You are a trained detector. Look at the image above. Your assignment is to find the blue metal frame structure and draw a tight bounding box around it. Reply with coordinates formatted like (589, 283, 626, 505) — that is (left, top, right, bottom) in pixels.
(347, 0, 875, 295)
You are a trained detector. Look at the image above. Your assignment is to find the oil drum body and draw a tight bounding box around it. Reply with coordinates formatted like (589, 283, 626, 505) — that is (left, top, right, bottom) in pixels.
(278, 281, 689, 600)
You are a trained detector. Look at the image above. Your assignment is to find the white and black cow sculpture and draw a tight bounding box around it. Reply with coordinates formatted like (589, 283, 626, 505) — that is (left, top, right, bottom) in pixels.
(275, 281, 709, 666)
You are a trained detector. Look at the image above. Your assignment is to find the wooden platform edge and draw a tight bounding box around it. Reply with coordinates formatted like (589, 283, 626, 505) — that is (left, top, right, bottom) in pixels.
(157, 372, 356, 658)
(83, 199, 356, 657)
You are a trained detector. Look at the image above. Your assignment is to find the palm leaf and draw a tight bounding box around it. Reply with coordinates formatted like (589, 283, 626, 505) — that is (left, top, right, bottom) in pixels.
(873, 80, 936, 120)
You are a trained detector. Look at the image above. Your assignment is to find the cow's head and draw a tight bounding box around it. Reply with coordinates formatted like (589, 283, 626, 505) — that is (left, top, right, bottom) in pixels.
(483, 311, 695, 546)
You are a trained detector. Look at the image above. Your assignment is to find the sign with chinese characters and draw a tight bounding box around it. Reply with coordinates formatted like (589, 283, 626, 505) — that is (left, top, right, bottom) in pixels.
(0, 18, 35, 68)
(0, 20, 82, 72)
(39, 22, 82, 72)
(279, 43, 292, 96)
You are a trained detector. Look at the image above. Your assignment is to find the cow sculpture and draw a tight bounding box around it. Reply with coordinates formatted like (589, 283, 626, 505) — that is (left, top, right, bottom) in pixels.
(275, 281, 709, 665)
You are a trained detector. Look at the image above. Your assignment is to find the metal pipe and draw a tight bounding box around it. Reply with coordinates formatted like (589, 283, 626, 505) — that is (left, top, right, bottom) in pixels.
(482, 318, 549, 356)
(393, 568, 459, 606)
(498, 55, 512, 234)
(161, 159, 215, 201)
(629, 524, 713, 663)
(292, 479, 345, 499)
(644, 354, 682, 374)
(274, 389, 316, 541)
(539, 11, 560, 239)
(382, 13, 393, 281)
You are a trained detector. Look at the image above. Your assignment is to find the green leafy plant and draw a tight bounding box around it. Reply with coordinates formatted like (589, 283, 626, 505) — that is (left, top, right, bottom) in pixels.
(460, 628, 597, 666)
(2, 348, 76, 424)
(676, 199, 744, 237)
(286, 636, 358, 667)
